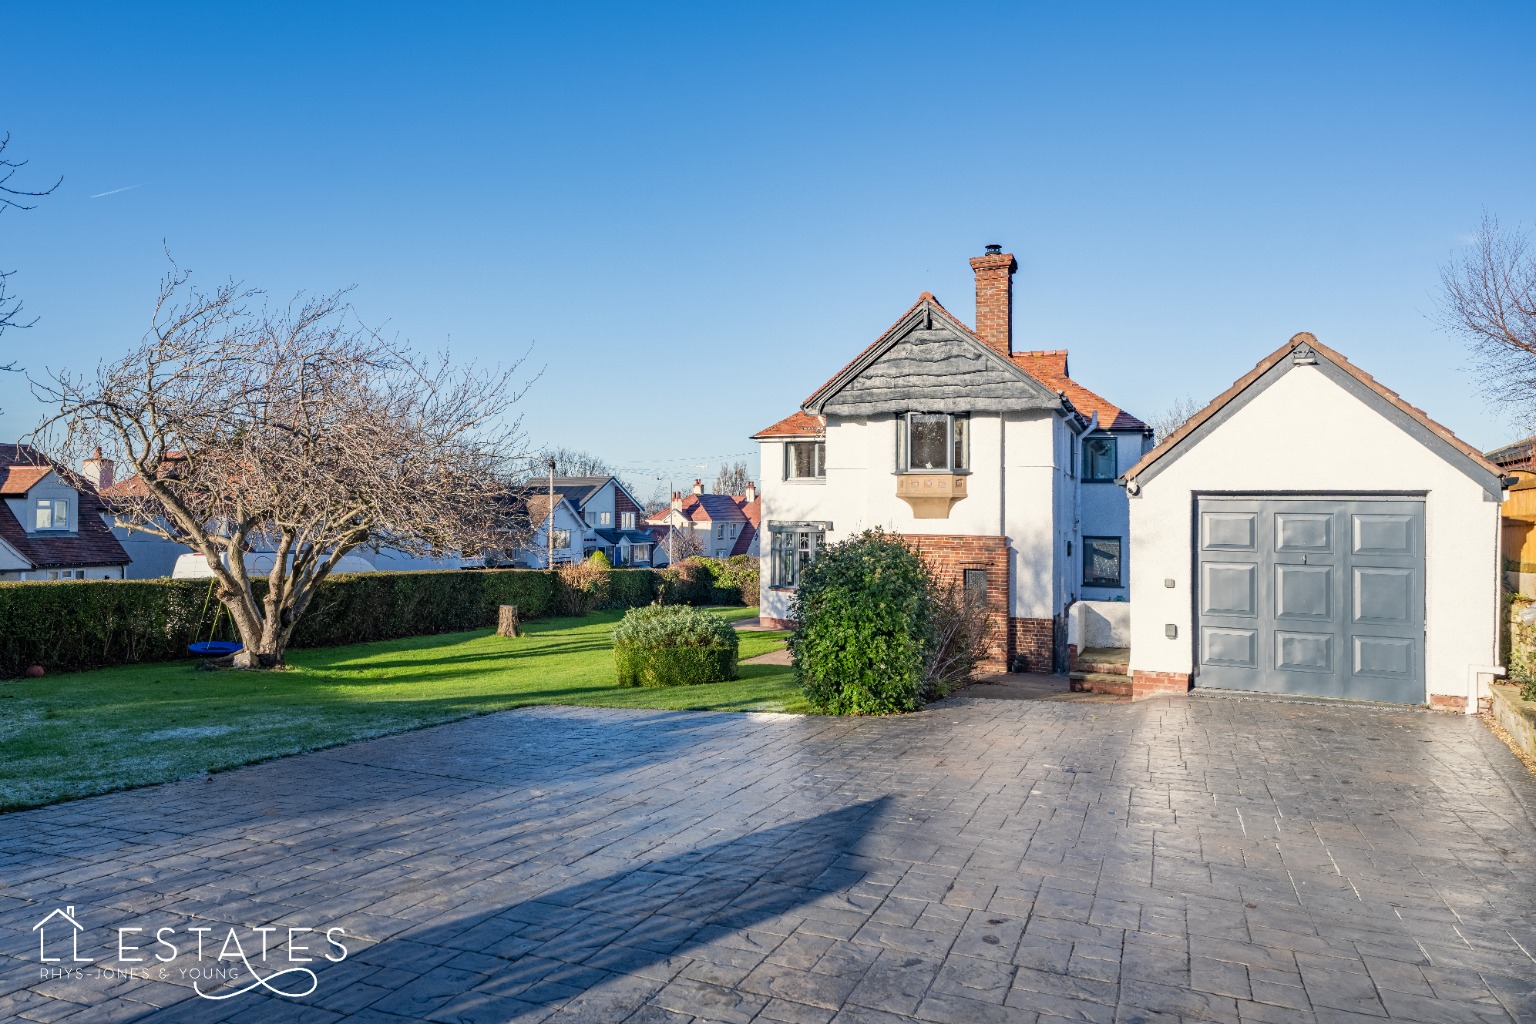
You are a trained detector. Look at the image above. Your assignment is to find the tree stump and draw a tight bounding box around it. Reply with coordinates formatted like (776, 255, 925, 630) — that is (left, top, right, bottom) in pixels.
(497, 605, 521, 638)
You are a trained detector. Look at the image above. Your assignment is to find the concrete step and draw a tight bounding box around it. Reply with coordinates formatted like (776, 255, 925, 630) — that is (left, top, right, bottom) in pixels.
(1076, 659, 1130, 675)
(1069, 671, 1134, 696)
(1077, 647, 1129, 670)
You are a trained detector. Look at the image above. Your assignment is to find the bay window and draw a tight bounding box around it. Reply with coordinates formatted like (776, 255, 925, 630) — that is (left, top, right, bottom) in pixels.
(770, 525, 825, 588)
(897, 413, 969, 473)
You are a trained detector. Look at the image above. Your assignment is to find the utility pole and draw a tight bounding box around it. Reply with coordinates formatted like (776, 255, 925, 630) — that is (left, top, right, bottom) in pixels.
(548, 456, 556, 568)
(668, 478, 675, 564)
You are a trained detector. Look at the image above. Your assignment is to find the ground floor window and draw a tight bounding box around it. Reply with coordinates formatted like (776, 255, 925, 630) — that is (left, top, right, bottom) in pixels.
(1083, 536, 1123, 587)
(962, 568, 989, 607)
(770, 525, 825, 588)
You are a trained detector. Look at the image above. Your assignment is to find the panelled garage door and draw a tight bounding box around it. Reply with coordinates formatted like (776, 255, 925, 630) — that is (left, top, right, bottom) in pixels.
(1196, 497, 1425, 703)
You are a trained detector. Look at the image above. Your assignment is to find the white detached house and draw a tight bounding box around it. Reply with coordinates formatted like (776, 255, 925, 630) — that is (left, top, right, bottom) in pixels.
(753, 247, 1150, 672)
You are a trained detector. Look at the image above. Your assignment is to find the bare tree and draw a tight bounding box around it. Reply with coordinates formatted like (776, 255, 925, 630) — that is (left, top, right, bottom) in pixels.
(1, 132, 63, 363)
(541, 446, 614, 478)
(712, 460, 750, 495)
(1440, 214, 1536, 418)
(1147, 394, 1204, 444)
(31, 266, 533, 668)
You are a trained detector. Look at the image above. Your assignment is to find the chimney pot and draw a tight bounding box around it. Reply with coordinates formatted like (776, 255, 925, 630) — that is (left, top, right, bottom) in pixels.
(692, 479, 704, 495)
(969, 245, 1017, 357)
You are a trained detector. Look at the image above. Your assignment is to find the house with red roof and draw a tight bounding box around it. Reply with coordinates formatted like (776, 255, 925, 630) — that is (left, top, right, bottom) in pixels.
(751, 246, 1149, 673)
(0, 444, 130, 581)
(645, 480, 760, 564)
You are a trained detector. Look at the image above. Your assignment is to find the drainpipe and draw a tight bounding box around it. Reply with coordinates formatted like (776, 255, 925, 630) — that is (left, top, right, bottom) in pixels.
(1468, 500, 1507, 714)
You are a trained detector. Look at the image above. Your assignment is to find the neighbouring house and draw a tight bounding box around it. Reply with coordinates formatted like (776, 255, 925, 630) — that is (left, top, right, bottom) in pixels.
(752, 246, 1150, 673)
(0, 444, 130, 581)
(1122, 333, 1504, 711)
(529, 475, 654, 566)
(645, 479, 761, 562)
(503, 492, 587, 568)
(100, 455, 451, 577)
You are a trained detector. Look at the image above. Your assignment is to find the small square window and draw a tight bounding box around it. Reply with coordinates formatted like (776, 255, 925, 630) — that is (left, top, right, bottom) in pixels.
(1083, 437, 1117, 482)
(34, 498, 68, 531)
(1083, 536, 1123, 587)
(962, 569, 989, 607)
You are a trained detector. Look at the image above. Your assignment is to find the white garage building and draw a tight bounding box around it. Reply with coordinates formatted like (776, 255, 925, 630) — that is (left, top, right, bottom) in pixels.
(1122, 333, 1505, 711)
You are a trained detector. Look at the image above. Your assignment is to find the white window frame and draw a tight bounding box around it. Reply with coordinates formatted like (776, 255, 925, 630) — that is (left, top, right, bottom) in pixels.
(598, 511, 612, 526)
(621, 511, 635, 530)
(550, 527, 572, 549)
(896, 412, 969, 473)
(34, 497, 69, 531)
(785, 441, 826, 481)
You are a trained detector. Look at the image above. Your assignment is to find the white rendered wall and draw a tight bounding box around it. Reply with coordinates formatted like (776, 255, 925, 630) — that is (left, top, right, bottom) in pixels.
(757, 410, 1068, 621)
(1127, 365, 1500, 701)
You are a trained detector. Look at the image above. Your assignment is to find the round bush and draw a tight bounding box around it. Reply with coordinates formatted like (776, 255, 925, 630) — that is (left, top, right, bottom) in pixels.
(789, 529, 934, 715)
(613, 605, 739, 687)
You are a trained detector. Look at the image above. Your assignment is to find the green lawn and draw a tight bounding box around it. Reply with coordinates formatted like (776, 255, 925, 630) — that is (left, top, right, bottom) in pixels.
(0, 606, 802, 811)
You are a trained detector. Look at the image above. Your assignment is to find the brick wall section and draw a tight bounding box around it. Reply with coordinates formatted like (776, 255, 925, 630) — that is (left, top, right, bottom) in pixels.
(1132, 670, 1191, 699)
(1429, 694, 1467, 712)
(903, 534, 1011, 675)
(613, 490, 642, 521)
(1008, 617, 1055, 672)
(760, 616, 794, 631)
(968, 251, 1017, 357)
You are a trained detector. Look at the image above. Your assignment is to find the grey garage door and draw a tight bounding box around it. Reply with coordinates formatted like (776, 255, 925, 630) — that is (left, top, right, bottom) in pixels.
(1196, 497, 1424, 703)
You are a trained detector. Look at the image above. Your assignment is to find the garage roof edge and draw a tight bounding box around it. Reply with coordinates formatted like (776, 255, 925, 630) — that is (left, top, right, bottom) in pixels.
(1121, 333, 1504, 494)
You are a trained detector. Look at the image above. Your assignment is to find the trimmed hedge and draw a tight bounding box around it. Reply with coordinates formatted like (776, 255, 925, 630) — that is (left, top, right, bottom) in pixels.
(0, 566, 701, 677)
(612, 605, 739, 687)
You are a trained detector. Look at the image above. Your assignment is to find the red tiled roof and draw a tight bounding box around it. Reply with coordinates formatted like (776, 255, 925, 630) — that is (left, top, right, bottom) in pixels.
(0, 443, 131, 570)
(1011, 350, 1147, 431)
(1123, 333, 1501, 483)
(729, 497, 760, 556)
(751, 411, 824, 440)
(0, 465, 53, 496)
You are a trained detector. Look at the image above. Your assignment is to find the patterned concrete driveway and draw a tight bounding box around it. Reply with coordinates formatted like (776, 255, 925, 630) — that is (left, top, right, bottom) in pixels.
(2, 692, 1535, 1024)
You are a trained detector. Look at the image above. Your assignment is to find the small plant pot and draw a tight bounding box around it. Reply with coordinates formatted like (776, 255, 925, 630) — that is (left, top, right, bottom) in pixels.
(25, 664, 44, 678)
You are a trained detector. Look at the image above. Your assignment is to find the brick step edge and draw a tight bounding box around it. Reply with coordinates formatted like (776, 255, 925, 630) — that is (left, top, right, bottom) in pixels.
(1075, 660, 1130, 675)
(1069, 672, 1133, 695)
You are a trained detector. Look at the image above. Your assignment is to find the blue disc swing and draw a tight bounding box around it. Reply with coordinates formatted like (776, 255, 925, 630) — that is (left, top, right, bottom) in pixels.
(188, 577, 244, 657)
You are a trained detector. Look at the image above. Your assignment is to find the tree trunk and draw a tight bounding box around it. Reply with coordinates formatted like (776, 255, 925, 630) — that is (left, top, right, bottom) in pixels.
(497, 605, 521, 638)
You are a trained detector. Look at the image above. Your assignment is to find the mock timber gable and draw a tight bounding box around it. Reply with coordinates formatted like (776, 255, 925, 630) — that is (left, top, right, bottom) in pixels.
(804, 296, 1063, 417)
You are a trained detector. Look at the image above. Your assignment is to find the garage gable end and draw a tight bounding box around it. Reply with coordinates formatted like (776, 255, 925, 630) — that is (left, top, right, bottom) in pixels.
(1122, 333, 1504, 499)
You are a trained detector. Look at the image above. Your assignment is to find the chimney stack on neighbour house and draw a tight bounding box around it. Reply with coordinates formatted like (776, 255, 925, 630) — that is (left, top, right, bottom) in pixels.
(692, 479, 704, 495)
(743, 481, 756, 503)
(81, 447, 114, 490)
(969, 243, 1017, 357)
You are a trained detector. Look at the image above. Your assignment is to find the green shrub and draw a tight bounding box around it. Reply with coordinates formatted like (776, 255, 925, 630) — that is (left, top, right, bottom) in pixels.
(790, 529, 934, 715)
(694, 554, 760, 605)
(613, 604, 739, 686)
(606, 569, 658, 609)
(588, 550, 612, 568)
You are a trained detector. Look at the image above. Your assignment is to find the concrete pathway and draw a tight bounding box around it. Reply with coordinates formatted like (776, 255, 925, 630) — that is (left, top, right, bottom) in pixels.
(2, 693, 1535, 1023)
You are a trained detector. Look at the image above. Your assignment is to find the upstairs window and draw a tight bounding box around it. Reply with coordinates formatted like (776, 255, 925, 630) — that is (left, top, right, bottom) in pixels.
(34, 498, 68, 531)
(597, 511, 612, 526)
(550, 528, 571, 549)
(621, 511, 635, 530)
(897, 412, 969, 473)
(1083, 436, 1117, 482)
(786, 441, 826, 480)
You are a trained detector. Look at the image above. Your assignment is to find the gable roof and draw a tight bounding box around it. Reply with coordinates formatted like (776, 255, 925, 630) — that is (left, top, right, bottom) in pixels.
(0, 444, 131, 570)
(729, 497, 760, 556)
(0, 464, 53, 496)
(1487, 436, 1534, 471)
(801, 293, 1063, 416)
(1011, 351, 1147, 432)
(1121, 333, 1503, 493)
(751, 411, 824, 440)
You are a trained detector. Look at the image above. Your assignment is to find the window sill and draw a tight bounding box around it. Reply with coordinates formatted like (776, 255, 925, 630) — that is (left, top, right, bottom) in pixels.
(783, 477, 826, 485)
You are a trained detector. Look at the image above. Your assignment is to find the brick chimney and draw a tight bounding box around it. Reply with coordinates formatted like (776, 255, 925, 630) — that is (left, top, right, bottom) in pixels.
(743, 481, 756, 503)
(692, 479, 704, 495)
(969, 244, 1017, 357)
(671, 491, 683, 511)
(81, 447, 115, 490)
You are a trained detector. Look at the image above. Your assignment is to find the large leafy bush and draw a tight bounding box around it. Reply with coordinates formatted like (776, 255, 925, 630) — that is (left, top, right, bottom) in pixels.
(790, 529, 935, 714)
(613, 604, 739, 687)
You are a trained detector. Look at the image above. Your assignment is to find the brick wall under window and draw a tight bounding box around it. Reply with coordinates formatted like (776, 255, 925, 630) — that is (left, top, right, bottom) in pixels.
(902, 534, 1010, 675)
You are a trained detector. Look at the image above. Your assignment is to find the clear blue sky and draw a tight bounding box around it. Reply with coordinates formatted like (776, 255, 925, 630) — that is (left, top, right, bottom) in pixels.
(4, 2, 1532, 500)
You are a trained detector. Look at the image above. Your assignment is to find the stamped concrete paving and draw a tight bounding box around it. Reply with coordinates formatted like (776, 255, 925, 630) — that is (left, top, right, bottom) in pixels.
(2, 693, 1536, 1024)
